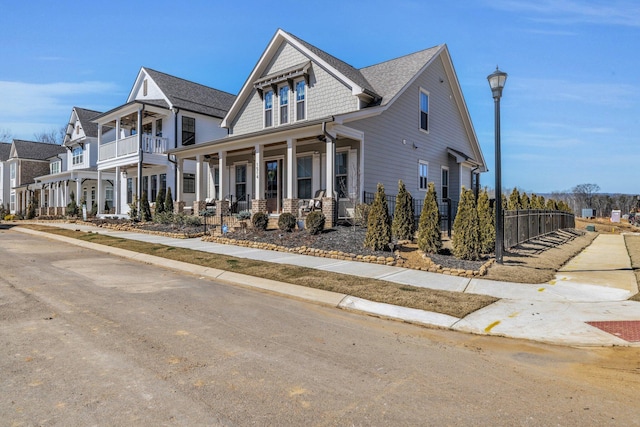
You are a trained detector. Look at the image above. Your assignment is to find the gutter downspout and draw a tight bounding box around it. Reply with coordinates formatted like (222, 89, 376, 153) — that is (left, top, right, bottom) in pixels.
(137, 104, 145, 220)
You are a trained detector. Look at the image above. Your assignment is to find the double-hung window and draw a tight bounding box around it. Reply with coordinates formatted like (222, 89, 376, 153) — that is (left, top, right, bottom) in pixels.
(297, 156, 312, 199)
(279, 86, 289, 125)
(183, 173, 195, 193)
(50, 161, 60, 175)
(150, 175, 158, 202)
(235, 165, 247, 201)
(336, 151, 348, 198)
(295, 80, 306, 120)
(264, 90, 273, 127)
(419, 160, 429, 191)
(182, 116, 195, 145)
(10, 163, 16, 180)
(441, 167, 449, 199)
(72, 146, 83, 166)
(420, 90, 429, 132)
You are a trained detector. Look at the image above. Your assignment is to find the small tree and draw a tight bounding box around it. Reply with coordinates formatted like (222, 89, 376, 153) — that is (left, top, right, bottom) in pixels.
(155, 188, 165, 216)
(477, 188, 495, 254)
(520, 192, 530, 210)
(392, 180, 415, 241)
(452, 187, 481, 260)
(416, 182, 441, 254)
(141, 191, 152, 221)
(364, 183, 391, 251)
(67, 190, 79, 217)
(128, 196, 138, 220)
(546, 198, 558, 210)
(165, 187, 174, 214)
(507, 188, 522, 210)
(90, 202, 98, 217)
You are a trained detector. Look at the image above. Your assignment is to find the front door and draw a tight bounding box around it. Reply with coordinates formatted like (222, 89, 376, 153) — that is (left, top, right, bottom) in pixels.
(265, 159, 281, 213)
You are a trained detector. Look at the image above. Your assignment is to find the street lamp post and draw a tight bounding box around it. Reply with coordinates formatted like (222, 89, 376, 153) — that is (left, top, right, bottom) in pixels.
(487, 66, 507, 264)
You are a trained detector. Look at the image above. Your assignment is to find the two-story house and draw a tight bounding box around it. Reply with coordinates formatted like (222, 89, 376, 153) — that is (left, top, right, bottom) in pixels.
(0, 142, 11, 210)
(92, 67, 235, 217)
(34, 107, 111, 216)
(6, 140, 66, 214)
(168, 29, 486, 227)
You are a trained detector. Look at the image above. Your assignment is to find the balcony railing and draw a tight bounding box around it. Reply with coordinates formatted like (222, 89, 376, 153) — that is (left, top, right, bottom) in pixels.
(99, 134, 169, 161)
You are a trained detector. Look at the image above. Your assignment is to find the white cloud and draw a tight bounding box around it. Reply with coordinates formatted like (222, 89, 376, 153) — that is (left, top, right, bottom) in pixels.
(488, 0, 640, 27)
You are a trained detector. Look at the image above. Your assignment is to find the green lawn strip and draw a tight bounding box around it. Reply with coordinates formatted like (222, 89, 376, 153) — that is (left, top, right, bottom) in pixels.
(20, 224, 498, 318)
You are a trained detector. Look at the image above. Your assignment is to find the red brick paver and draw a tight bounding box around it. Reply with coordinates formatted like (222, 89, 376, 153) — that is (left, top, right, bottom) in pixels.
(587, 320, 640, 342)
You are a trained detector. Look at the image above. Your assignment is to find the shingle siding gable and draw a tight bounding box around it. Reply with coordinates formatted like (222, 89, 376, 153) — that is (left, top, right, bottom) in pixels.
(230, 41, 357, 136)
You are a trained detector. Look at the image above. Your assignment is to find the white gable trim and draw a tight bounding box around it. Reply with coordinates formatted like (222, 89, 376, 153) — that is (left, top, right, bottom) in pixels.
(126, 67, 172, 108)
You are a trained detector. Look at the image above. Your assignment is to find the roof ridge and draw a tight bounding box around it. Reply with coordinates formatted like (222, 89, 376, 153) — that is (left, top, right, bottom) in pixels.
(359, 44, 443, 71)
(143, 67, 236, 97)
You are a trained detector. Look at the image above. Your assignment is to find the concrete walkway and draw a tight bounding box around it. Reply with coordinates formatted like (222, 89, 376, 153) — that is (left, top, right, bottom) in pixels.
(12, 223, 640, 347)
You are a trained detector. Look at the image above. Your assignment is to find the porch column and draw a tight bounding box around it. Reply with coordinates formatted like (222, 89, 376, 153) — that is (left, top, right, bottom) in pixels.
(75, 177, 81, 206)
(324, 136, 336, 228)
(97, 171, 103, 215)
(136, 108, 143, 219)
(114, 167, 120, 215)
(175, 158, 184, 213)
(284, 138, 298, 215)
(218, 152, 226, 201)
(194, 154, 205, 214)
(252, 144, 266, 214)
(40, 185, 45, 210)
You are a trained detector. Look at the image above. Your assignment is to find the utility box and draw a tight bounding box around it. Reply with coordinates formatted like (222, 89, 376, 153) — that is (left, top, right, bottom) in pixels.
(582, 208, 596, 218)
(611, 210, 621, 223)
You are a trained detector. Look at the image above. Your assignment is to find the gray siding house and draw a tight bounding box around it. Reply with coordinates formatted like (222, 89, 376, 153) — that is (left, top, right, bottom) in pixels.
(169, 29, 487, 226)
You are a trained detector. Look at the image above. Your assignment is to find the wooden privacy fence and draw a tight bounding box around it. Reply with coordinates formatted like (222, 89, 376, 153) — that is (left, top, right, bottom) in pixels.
(503, 209, 575, 248)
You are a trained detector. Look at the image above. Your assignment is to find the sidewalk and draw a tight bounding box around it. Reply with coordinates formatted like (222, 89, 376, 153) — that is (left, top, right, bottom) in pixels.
(13, 223, 640, 347)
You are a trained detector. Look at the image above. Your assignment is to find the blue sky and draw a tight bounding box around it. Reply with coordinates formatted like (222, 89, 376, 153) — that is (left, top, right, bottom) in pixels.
(1, 0, 638, 194)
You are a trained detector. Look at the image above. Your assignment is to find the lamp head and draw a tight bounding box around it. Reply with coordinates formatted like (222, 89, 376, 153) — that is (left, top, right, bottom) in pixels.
(487, 66, 507, 99)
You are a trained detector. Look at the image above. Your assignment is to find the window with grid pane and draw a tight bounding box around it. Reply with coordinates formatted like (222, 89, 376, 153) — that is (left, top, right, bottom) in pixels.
(420, 90, 429, 132)
(419, 161, 429, 190)
(264, 90, 273, 127)
(297, 156, 312, 199)
(296, 80, 306, 120)
(336, 151, 348, 198)
(279, 86, 289, 124)
(182, 116, 195, 145)
(183, 174, 195, 193)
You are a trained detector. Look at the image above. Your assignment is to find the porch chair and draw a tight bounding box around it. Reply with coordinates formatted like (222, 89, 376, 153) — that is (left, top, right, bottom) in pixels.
(298, 189, 324, 217)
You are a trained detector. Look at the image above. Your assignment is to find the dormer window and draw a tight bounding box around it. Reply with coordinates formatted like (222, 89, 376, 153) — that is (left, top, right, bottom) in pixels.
(295, 80, 306, 121)
(50, 160, 60, 175)
(279, 86, 289, 125)
(264, 90, 273, 128)
(72, 146, 84, 166)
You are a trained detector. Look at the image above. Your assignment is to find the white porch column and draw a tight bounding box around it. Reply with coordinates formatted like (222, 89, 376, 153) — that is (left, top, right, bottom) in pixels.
(195, 154, 204, 202)
(56, 182, 61, 208)
(97, 171, 103, 215)
(286, 138, 295, 198)
(325, 138, 335, 196)
(254, 144, 262, 200)
(114, 166, 120, 214)
(40, 185, 45, 208)
(218, 152, 226, 201)
(176, 158, 184, 202)
(75, 176, 81, 206)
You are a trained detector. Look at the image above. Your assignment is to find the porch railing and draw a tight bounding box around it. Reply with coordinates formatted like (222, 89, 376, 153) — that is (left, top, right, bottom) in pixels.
(99, 135, 169, 161)
(503, 209, 575, 248)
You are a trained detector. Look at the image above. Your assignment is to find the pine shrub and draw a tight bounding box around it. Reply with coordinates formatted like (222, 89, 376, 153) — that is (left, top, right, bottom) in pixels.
(364, 183, 391, 251)
(155, 189, 165, 215)
(252, 211, 269, 230)
(477, 188, 495, 254)
(452, 187, 481, 260)
(141, 191, 152, 221)
(67, 190, 79, 217)
(165, 187, 174, 214)
(278, 212, 297, 232)
(306, 211, 325, 235)
(507, 188, 522, 210)
(520, 192, 530, 210)
(392, 180, 415, 241)
(416, 182, 442, 254)
(546, 198, 558, 210)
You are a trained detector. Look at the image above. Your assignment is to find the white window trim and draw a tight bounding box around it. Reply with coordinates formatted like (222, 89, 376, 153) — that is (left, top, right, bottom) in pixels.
(441, 166, 449, 200)
(72, 146, 84, 166)
(419, 88, 430, 134)
(295, 79, 307, 122)
(264, 90, 274, 129)
(10, 162, 16, 180)
(296, 153, 313, 199)
(418, 160, 429, 191)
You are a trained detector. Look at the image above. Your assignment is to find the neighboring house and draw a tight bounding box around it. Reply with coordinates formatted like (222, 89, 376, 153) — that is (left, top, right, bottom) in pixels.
(168, 29, 487, 226)
(0, 142, 11, 210)
(34, 107, 111, 216)
(92, 67, 235, 217)
(6, 140, 66, 214)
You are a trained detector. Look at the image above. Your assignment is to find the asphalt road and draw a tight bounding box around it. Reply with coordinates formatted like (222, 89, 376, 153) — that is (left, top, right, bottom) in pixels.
(1, 226, 639, 426)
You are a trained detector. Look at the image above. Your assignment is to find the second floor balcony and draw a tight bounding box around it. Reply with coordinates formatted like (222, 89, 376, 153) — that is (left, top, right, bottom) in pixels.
(99, 134, 169, 162)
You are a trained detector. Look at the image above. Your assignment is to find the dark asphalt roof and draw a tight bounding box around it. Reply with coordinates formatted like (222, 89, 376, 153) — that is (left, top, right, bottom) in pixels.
(0, 142, 11, 161)
(11, 139, 66, 161)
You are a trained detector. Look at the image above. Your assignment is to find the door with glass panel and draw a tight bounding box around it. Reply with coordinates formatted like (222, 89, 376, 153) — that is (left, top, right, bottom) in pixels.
(265, 159, 281, 213)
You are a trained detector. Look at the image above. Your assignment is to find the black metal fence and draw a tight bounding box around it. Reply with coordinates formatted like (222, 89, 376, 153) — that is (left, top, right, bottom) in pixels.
(362, 191, 457, 235)
(503, 209, 575, 248)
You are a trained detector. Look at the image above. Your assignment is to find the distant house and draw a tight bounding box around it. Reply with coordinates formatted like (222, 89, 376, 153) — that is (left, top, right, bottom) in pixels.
(91, 67, 235, 217)
(0, 142, 11, 210)
(5, 140, 66, 214)
(34, 107, 110, 215)
(168, 29, 486, 226)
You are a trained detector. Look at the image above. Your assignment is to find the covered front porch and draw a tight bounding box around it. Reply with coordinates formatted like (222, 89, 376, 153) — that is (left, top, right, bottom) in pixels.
(171, 122, 363, 227)
(34, 170, 116, 216)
